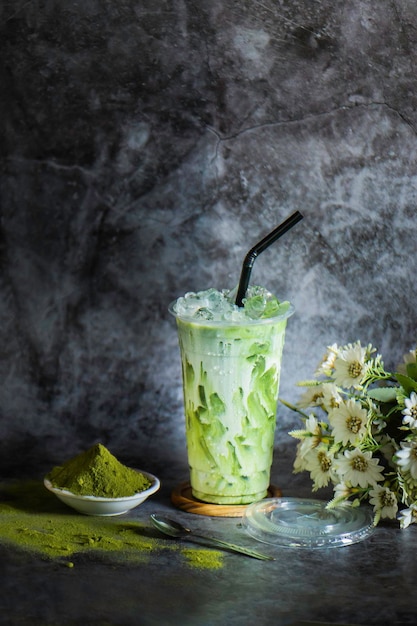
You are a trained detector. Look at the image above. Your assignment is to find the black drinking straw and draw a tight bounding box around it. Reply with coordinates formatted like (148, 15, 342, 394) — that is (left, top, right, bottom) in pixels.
(235, 211, 304, 307)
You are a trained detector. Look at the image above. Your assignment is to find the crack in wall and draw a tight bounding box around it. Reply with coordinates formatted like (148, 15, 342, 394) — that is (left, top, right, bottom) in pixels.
(207, 99, 417, 149)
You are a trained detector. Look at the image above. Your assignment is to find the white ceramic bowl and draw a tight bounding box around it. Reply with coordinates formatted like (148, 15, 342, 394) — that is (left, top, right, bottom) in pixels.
(44, 470, 160, 516)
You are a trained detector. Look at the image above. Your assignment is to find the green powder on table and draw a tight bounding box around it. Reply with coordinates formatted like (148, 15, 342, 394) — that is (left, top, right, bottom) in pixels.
(0, 480, 224, 570)
(45, 443, 151, 497)
(181, 547, 223, 570)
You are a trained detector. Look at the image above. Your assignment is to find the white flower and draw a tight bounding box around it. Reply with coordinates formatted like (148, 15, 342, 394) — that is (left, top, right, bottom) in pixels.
(293, 442, 309, 473)
(294, 415, 324, 458)
(329, 399, 368, 446)
(333, 342, 367, 388)
(402, 392, 417, 429)
(327, 481, 355, 508)
(333, 481, 354, 502)
(315, 343, 339, 377)
(378, 434, 399, 468)
(397, 348, 417, 376)
(297, 386, 325, 409)
(291, 416, 331, 476)
(369, 485, 398, 519)
(336, 448, 384, 488)
(398, 503, 417, 529)
(288, 336, 417, 527)
(321, 383, 343, 412)
(395, 441, 417, 479)
(305, 446, 337, 491)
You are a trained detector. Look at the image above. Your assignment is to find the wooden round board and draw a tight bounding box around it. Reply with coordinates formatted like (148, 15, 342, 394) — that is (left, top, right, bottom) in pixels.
(171, 482, 282, 517)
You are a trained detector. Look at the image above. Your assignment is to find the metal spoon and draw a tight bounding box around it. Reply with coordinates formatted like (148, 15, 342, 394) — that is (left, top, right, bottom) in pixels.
(150, 513, 274, 561)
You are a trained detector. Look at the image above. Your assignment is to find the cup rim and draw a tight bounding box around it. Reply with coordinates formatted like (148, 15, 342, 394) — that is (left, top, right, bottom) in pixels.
(168, 300, 294, 326)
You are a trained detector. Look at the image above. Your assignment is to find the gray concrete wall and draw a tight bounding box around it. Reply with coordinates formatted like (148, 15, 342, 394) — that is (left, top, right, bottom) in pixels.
(1, 0, 416, 478)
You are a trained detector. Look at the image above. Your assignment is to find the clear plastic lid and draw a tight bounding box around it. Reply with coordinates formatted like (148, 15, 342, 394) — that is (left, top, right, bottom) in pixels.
(243, 498, 375, 548)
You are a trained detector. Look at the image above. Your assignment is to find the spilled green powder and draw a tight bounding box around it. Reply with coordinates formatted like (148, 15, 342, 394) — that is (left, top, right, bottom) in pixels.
(45, 443, 151, 497)
(0, 480, 224, 570)
(181, 547, 223, 570)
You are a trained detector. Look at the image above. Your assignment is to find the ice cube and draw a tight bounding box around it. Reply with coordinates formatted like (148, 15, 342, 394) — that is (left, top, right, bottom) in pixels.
(173, 286, 284, 322)
(243, 295, 266, 319)
(194, 307, 215, 320)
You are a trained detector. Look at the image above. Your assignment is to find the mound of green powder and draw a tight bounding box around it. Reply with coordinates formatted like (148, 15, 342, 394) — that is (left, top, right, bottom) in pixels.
(45, 444, 152, 498)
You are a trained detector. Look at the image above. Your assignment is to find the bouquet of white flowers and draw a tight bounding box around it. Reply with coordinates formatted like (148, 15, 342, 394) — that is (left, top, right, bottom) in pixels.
(285, 340, 417, 527)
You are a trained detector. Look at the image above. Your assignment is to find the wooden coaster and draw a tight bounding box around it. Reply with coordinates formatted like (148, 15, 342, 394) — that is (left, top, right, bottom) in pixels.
(171, 482, 282, 517)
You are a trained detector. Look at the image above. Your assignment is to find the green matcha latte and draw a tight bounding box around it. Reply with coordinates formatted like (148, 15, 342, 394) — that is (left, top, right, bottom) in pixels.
(170, 286, 293, 505)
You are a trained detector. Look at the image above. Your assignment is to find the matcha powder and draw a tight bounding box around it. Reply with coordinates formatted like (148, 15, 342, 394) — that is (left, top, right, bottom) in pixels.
(0, 480, 224, 570)
(45, 444, 151, 498)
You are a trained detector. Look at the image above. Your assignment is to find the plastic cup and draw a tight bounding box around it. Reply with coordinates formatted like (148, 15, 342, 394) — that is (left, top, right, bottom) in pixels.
(169, 300, 294, 504)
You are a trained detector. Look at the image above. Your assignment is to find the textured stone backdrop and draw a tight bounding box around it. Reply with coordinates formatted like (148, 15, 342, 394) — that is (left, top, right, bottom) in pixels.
(1, 0, 416, 480)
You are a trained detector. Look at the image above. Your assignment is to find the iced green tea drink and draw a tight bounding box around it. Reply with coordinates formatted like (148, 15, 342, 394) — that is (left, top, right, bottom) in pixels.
(170, 286, 293, 505)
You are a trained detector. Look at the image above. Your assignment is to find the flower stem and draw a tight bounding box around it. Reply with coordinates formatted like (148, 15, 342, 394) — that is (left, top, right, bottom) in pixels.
(279, 398, 310, 420)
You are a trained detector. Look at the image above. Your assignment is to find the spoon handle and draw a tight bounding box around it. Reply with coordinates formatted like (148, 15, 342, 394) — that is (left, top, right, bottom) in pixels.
(191, 532, 274, 561)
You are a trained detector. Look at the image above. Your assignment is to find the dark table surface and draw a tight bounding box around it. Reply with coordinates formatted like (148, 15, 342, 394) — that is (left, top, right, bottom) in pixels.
(1, 449, 415, 626)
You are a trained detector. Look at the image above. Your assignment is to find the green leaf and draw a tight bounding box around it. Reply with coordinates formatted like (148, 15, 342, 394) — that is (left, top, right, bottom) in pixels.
(295, 380, 323, 387)
(407, 362, 417, 382)
(288, 429, 308, 440)
(395, 373, 417, 395)
(367, 387, 398, 403)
